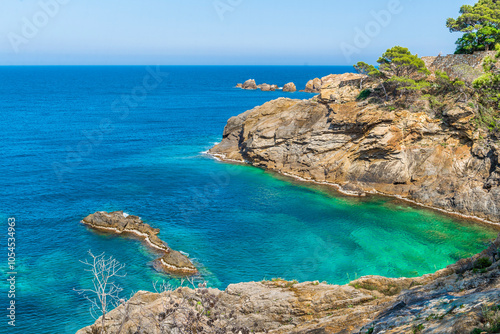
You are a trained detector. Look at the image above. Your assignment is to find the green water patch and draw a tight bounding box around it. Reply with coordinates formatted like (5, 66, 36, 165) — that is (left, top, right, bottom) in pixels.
(189, 165, 499, 285)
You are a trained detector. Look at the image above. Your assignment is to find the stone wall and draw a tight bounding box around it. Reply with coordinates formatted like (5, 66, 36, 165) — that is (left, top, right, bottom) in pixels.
(422, 51, 496, 81)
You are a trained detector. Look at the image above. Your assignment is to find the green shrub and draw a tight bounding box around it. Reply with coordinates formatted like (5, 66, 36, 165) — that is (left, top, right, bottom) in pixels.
(357, 89, 372, 101)
(475, 257, 493, 269)
(412, 323, 424, 333)
(481, 304, 500, 333)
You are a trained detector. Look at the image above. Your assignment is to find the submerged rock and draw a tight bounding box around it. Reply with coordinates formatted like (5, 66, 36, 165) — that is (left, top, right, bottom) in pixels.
(81, 211, 197, 275)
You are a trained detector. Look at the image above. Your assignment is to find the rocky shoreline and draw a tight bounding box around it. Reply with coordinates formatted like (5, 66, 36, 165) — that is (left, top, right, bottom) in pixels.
(81, 211, 198, 275)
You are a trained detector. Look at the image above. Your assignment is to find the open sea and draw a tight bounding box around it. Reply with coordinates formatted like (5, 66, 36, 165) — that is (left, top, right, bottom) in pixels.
(0, 66, 497, 333)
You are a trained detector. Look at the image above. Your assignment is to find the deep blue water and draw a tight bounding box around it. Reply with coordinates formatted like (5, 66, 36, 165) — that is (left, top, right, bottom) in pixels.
(0, 66, 497, 333)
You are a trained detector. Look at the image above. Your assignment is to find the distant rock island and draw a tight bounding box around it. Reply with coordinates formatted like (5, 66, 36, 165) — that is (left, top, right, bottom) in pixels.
(212, 58, 500, 223)
(236, 79, 296, 92)
(235, 74, 366, 94)
(81, 211, 198, 275)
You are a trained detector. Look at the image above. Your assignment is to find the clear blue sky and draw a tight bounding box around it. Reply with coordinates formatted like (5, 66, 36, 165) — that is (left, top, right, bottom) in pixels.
(0, 0, 476, 65)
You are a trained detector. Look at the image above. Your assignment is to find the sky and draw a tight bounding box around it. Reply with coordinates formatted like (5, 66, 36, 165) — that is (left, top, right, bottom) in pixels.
(0, 0, 477, 65)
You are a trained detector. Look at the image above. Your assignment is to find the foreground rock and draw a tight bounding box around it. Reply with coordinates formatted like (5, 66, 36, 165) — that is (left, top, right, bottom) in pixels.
(211, 72, 500, 223)
(77, 234, 500, 334)
(81, 211, 197, 275)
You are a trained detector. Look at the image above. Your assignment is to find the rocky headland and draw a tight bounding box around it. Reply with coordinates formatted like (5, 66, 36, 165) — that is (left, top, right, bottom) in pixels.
(81, 211, 198, 275)
(211, 70, 500, 223)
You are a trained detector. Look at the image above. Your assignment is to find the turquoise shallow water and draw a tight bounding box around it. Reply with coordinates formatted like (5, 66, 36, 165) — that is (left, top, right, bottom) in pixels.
(0, 66, 497, 333)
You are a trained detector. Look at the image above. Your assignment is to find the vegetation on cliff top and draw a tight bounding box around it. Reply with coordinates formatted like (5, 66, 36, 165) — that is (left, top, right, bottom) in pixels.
(354, 41, 500, 136)
(355, 47, 430, 101)
(447, 0, 500, 53)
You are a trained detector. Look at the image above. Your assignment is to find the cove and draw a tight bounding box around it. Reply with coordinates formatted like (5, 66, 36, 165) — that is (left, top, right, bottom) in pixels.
(0, 66, 497, 333)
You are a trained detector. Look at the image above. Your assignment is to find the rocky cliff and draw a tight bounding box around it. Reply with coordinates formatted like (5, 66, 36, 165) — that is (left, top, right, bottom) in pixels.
(77, 234, 500, 334)
(209, 73, 500, 223)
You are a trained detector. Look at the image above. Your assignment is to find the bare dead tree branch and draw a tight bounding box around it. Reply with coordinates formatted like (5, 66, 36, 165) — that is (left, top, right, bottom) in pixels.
(75, 250, 126, 334)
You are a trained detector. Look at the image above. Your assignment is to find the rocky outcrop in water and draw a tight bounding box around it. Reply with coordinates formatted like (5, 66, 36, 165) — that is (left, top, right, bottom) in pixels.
(303, 77, 322, 93)
(210, 72, 500, 223)
(77, 234, 500, 334)
(76, 69, 500, 333)
(283, 82, 297, 92)
(81, 211, 197, 275)
(422, 51, 496, 83)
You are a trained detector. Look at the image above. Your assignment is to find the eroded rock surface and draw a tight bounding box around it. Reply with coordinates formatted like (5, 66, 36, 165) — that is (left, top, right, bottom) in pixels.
(82, 211, 197, 275)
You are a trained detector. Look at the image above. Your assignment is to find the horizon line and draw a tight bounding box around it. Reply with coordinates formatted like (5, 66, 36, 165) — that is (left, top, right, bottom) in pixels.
(0, 64, 357, 67)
